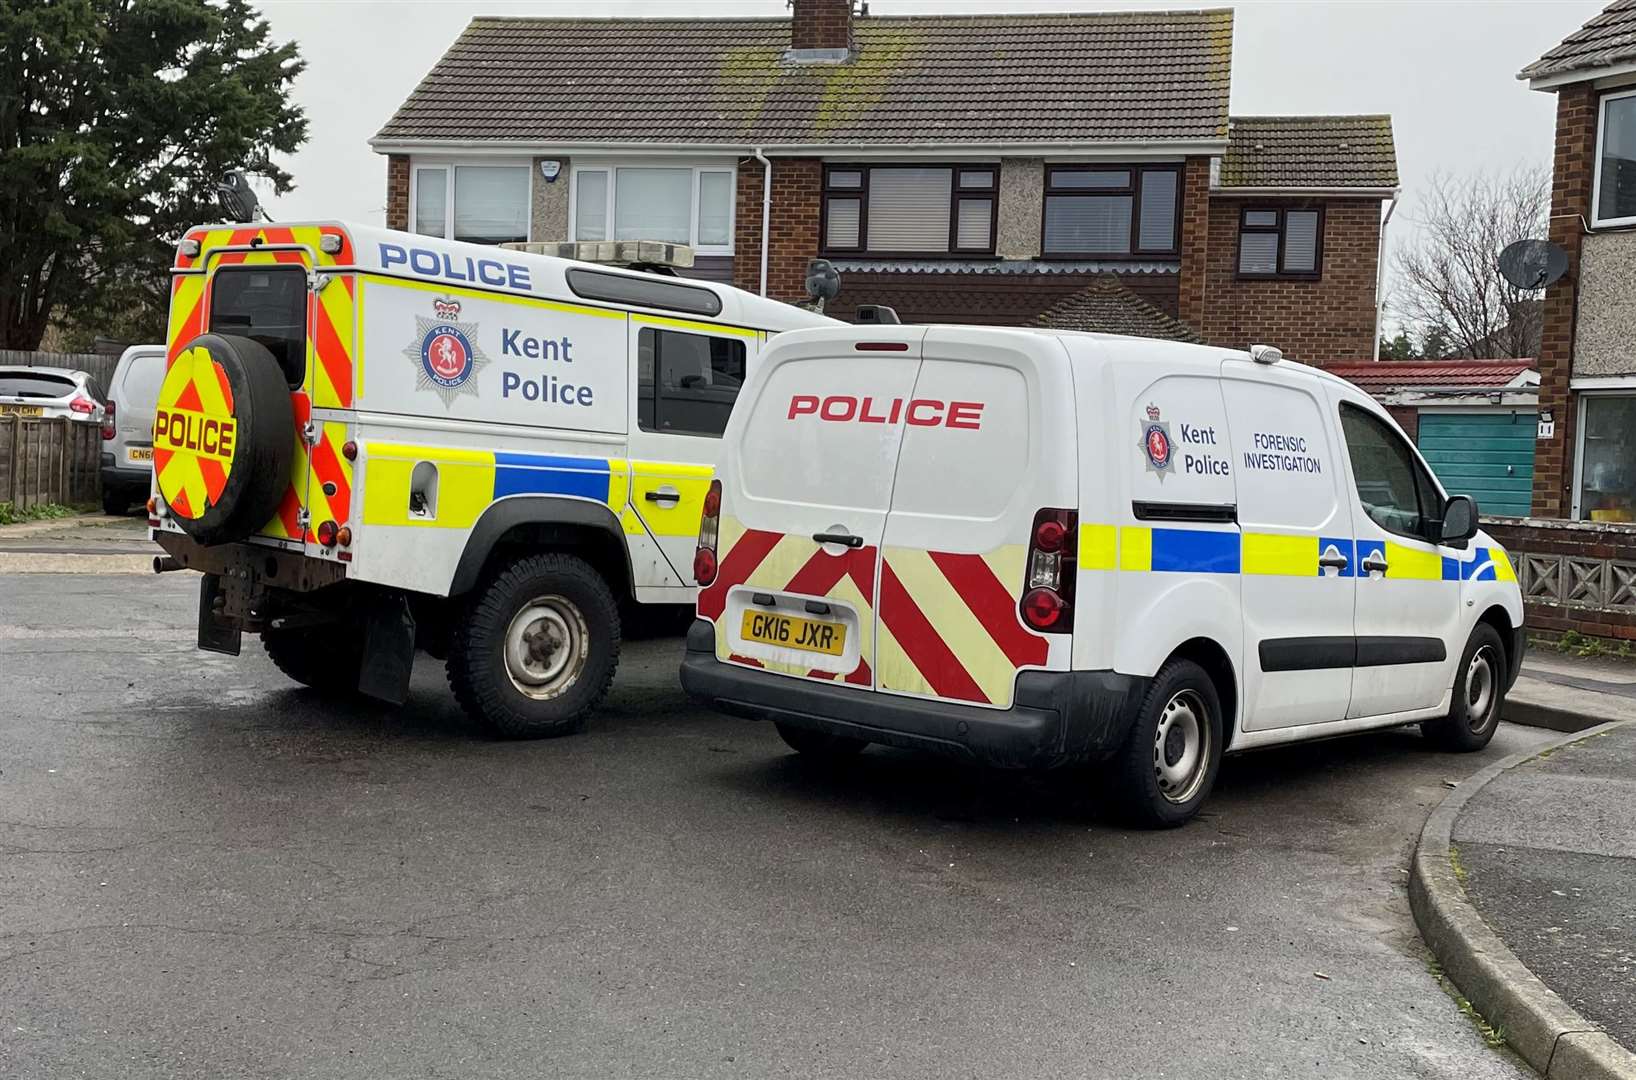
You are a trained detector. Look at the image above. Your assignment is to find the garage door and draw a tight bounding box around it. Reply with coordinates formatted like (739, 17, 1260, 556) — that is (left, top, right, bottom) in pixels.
(1416, 411, 1536, 517)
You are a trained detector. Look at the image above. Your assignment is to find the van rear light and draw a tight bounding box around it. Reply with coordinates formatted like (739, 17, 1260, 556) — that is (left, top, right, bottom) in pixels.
(69, 396, 96, 415)
(101, 400, 117, 440)
(1021, 507, 1077, 633)
(855, 341, 910, 352)
(695, 479, 723, 586)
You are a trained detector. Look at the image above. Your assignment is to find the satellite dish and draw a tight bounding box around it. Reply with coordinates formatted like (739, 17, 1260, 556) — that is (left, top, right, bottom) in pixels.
(1498, 238, 1568, 291)
(215, 170, 267, 224)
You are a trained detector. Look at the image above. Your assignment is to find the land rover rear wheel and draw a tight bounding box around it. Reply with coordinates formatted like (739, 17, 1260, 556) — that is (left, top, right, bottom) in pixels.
(264, 626, 363, 695)
(447, 553, 620, 738)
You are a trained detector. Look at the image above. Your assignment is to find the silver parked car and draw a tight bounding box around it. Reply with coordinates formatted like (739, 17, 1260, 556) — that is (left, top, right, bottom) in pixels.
(99, 345, 166, 515)
(0, 366, 108, 424)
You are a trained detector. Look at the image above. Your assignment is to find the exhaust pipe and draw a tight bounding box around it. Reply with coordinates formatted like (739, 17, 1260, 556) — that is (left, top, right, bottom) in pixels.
(153, 555, 183, 574)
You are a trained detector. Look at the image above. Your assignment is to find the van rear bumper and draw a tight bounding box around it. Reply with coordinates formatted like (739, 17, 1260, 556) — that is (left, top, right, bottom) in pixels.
(680, 620, 1149, 768)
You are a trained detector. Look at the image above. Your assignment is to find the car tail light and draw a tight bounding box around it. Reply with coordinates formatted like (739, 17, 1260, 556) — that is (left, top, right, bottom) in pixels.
(695, 479, 723, 586)
(69, 396, 96, 415)
(316, 519, 339, 547)
(1020, 507, 1077, 633)
(101, 400, 117, 440)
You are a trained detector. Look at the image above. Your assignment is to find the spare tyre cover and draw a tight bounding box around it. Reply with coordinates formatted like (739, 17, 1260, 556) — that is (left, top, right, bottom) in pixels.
(153, 333, 294, 546)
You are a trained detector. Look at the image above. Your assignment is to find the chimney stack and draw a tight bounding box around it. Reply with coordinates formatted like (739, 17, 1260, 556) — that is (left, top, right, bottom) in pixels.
(789, 0, 855, 59)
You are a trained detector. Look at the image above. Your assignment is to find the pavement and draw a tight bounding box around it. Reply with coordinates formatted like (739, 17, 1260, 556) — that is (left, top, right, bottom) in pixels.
(0, 511, 157, 574)
(0, 564, 1558, 1080)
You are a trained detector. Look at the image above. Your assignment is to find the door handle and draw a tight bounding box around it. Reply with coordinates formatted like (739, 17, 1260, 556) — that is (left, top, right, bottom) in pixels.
(1361, 552, 1389, 575)
(1318, 551, 1349, 570)
(643, 487, 681, 505)
(812, 531, 864, 549)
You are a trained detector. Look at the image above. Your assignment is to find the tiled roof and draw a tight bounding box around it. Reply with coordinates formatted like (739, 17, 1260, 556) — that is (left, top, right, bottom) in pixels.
(1321, 360, 1536, 392)
(1034, 276, 1202, 342)
(375, 11, 1234, 147)
(1520, 0, 1636, 83)
(1218, 115, 1398, 190)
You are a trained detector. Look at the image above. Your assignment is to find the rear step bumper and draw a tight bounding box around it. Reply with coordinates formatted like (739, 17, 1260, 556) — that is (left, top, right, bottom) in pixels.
(680, 620, 1149, 769)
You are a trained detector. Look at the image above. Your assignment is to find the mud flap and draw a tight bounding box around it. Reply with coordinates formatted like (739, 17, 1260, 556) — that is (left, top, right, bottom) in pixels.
(197, 574, 242, 656)
(359, 592, 416, 704)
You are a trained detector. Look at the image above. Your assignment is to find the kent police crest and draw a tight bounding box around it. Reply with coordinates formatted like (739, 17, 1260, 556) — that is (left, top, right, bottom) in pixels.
(1141, 403, 1174, 477)
(404, 298, 489, 408)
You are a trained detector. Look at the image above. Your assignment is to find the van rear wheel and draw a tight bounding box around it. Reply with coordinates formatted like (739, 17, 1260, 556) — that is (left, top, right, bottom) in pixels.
(774, 721, 868, 761)
(447, 553, 620, 739)
(1108, 659, 1224, 828)
(1422, 623, 1507, 752)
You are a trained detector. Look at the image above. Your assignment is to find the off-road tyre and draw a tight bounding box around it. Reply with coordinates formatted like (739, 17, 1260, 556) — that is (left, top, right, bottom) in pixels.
(447, 553, 620, 739)
(1422, 623, 1508, 752)
(774, 721, 869, 761)
(1108, 658, 1224, 828)
(263, 626, 363, 695)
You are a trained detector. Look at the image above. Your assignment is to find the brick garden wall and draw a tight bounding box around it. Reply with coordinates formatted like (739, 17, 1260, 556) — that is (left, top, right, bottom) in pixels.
(733, 158, 821, 303)
(1486, 516, 1636, 639)
(1532, 84, 1599, 517)
(1200, 196, 1383, 363)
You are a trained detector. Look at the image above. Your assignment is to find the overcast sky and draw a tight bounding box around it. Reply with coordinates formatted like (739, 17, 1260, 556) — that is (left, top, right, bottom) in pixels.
(253, 0, 1604, 324)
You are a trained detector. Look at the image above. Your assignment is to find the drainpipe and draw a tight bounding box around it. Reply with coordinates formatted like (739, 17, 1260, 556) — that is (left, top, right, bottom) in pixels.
(1372, 188, 1401, 361)
(752, 147, 772, 297)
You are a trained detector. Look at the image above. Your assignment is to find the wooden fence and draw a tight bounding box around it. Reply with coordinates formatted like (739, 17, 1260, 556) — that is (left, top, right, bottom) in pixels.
(0, 417, 102, 509)
(0, 349, 120, 388)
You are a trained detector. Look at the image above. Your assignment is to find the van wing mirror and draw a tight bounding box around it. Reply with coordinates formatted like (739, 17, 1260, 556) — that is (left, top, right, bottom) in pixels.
(1440, 495, 1478, 546)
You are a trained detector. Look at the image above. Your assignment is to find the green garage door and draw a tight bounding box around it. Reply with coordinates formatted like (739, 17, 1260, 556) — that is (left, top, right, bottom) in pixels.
(1416, 411, 1536, 517)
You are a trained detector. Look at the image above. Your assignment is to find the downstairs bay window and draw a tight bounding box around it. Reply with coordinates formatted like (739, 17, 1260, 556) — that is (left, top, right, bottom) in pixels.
(1577, 394, 1636, 521)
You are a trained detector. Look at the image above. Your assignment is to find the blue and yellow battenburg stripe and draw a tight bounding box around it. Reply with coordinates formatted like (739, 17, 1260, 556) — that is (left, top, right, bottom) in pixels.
(360, 444, 638, 532)
(1082, 524, 1516, 582)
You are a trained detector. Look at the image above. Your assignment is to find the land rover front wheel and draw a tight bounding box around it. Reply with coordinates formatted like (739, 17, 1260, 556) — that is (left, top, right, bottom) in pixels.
(447, 553, 620, 738)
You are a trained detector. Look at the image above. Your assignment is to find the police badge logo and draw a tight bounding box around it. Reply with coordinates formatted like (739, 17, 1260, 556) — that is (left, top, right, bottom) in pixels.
(404, 298, 490, 408)
(1141, 402, 1174, 477)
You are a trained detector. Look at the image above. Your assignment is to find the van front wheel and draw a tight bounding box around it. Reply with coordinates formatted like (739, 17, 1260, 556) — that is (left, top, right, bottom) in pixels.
(1109, 659, 1224, 828)
(447, 553, 620, 738)
(1422, 623, 1507, 752)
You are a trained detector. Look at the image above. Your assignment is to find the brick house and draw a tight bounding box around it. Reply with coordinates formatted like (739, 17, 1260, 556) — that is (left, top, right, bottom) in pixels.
(372, 0, 1398, 361)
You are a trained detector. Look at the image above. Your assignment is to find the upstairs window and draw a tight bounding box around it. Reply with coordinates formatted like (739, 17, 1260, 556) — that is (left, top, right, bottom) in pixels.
(1596, 88, 1636, 228)
(572, 166, 735, 254)
(1043, 164, 1181, 257)
(412, 164, 530, 245)
(822, 165, 997, 256)
(1237, 207, 1323, 279)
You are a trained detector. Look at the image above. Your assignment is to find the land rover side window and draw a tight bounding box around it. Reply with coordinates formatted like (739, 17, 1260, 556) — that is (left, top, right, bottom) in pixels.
(208, 267, 307, 387)
(1340, 403, 1442, 542)
(636, 328, 746, 437)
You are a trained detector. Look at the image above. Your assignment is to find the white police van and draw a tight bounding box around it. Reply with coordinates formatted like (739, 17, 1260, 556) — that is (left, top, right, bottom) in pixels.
(681, 325, 1525, 826)
(148, 222, 833, 736)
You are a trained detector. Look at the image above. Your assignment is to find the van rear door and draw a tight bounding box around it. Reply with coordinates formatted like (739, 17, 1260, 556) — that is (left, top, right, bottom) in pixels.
(700, 327, 925, 686)
(875, 329, 1076, 709)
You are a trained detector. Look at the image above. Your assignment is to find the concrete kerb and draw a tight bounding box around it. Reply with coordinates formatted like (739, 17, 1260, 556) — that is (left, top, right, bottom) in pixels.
(1409, 719, 1636, 1080)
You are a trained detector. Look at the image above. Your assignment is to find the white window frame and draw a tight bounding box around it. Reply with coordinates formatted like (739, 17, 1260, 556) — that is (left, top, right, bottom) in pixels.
(408, 157, 535, 243)
(568, 162, 736, 256)
(1571, 383, 1636, 518)
(1592, 86, 1636, 229)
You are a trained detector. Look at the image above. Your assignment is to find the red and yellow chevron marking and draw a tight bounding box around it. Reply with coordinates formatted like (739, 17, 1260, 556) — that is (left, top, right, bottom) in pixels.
(309, 275, 355, 408)
(167, 275, 207, 363)
(306, 420, 354, 536)
(876, 545, 1044, 708)
(153, 346, 238, 521)
(173, 225, 353, 271)
(259, 390, 312, 543)
(699, 515, 876, 684)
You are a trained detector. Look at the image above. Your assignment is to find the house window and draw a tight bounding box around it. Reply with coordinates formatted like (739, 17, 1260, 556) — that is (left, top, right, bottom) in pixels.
(636, 327, 747, 437)
(1576, 395, 1636, 521)
(1042, 165, 1181, 257)
(821, 165, 997, 256)
(571, 166, 735, 254)
(1595, 88, 1636, 227)
(411, 164, 530, 245)
(1237, 207, 1323, 278)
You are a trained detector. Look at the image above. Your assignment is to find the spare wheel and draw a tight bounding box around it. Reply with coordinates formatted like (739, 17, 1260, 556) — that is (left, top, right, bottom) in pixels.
(153, 333, 294, 546)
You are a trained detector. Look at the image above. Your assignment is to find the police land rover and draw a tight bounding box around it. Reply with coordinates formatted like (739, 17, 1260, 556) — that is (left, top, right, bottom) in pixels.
(149, 221, 834, 736)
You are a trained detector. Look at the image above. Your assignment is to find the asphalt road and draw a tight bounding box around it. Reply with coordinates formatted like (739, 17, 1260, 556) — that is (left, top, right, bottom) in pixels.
(0, 569, 1554, 1079)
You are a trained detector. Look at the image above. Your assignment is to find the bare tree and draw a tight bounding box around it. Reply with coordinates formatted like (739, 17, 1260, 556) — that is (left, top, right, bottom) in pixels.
(1392, 167, 1550, 359)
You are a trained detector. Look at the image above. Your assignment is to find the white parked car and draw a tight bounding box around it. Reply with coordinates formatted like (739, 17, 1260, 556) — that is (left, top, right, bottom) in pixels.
(681, 326, 1526, 827)
(0, 366, 107, 424)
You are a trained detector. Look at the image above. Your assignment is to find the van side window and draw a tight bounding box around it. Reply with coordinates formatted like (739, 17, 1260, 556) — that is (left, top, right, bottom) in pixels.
(636, 328, 746, 438)
(1339, 403, 1443, 543)
(208, 267, 308, 388)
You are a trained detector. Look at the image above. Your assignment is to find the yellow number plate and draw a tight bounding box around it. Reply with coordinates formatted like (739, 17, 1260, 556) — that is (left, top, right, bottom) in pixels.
(127, 447, 154, 463)
(0, 404, 43, 417)
(740, 609, 847, 656)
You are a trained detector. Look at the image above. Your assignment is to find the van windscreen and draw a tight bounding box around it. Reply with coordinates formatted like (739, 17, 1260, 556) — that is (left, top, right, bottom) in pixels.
(209, 268, 307, 386)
